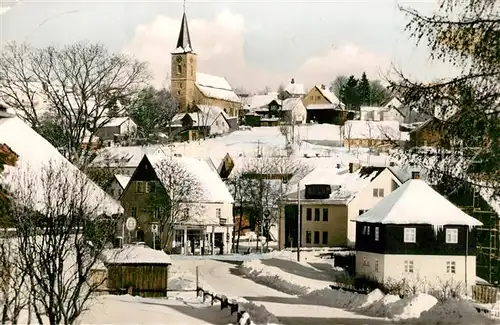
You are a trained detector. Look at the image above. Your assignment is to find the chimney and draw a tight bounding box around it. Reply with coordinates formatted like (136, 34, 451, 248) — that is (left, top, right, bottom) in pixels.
(291, 78, 295, 84)
(349, 162, 361, 173)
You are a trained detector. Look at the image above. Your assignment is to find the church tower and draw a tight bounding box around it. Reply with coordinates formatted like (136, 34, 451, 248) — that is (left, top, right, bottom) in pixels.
(171, 12, 198, 112)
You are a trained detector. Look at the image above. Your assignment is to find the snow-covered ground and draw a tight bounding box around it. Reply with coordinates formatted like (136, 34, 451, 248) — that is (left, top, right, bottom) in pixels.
(174, 256, 394, 325)
(233, 252, 498, 325)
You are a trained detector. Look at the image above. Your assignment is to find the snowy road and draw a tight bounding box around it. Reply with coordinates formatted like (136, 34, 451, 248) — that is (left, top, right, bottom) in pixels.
(175, 258, 393, 325)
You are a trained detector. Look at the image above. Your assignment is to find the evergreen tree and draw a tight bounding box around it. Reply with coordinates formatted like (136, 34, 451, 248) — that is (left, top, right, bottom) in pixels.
(358, 72, 371, 105)
(340, 75, 361, 110)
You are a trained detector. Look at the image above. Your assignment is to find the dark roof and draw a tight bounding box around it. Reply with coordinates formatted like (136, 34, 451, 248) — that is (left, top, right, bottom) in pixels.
(175, 13, 193, 53)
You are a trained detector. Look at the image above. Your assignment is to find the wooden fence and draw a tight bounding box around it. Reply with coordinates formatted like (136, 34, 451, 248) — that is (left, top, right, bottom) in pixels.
(106, 264, 170, 298)
(472, 285, 499, 304)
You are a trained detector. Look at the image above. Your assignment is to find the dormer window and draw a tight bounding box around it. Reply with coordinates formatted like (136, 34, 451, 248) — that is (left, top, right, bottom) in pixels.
(412, 171, 420, 179)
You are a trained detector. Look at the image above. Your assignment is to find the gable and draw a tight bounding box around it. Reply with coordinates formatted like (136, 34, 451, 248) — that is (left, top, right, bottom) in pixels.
(122, 155, 160, 198)
(304, 87, 330, 105)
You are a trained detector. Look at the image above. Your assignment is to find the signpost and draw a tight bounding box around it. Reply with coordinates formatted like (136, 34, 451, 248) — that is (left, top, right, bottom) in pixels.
(151, 223, 159, 250)
(125, 217, 136, 244)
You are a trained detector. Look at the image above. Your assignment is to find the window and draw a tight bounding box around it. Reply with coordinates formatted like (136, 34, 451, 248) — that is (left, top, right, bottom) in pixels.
(322, 208, 329, 221)
(146, 182, 155, 193)
(314, 231, 320, 244)
(216, 208, 221, 219)
(316, 96, 321, 100)
(366, 226, 370, 236)
(363, 257, 369, 266)
(136, 181, 144, 193)
(446, 261, 456, 274)
(375, 227, 380, 241)
(446, 228, 458, 244)
(322, 231, 328, 245)
(404, 227, 416, 243)
(184, 207, 190, 217)
(177, 65, 182, 74)
(373, 188, 385, 197)
(404, 260, 414, 273)
(411, 171, 420, 179)
(306, 208, 312, 221)
(131, 206, 137, 218)
(375, 260, 379, 272)
(314, 208, 320, 221)
(306, 231, 312, 244)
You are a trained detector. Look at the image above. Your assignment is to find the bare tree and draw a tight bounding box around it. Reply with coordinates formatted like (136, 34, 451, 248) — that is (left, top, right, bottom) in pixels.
(0, 42, 151, 165)
(343, 121, 354, 152)
(128, 86, 179, 143)
(145, 157, 204, 252)
(232, 154, 311, 251)
(2, 162, 119, 324)
(257, 86, 271, 95)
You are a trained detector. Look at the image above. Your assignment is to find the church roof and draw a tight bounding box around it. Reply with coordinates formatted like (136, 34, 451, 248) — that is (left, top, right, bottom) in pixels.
(195, 73, 240, 103)
(173, 12, 193, 54)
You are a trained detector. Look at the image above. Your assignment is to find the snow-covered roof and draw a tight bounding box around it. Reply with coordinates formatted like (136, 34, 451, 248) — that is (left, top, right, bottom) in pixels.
(160, 141, 228, 171)
(360, 106, 388, 113)
(344, 120, 407, 141)
(147, 154, 234, 204)
(315, 85, 342, 105)
(0, 115, 123, 215)
(102, 245, 172, 264)
(287, 166, 389, 203)
(385, 97, 402, 109)
(114, 174, 131, 189)
(246, 94, 279, 110)
(281, 97, 304, 111)
(103, 117, 132, 128)
(195, 73, 239, 103)
(89, 145, 164, 168)
(355, 179, 483, 227)
(284, 79, 305, 96)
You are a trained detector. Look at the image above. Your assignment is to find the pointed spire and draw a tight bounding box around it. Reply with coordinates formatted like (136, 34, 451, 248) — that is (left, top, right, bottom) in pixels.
(175, 12, 193, 53)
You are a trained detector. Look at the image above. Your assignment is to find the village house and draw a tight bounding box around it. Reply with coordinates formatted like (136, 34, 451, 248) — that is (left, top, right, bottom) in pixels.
(172, 104, 231, 140)
(120, 153, 234, 255)
(343, 120, 408, 150)
(302, 84, 352, 124)
(360, 106, 405, 123)
(354, 179, 482, 294)
(279, 164, 406, 249)
(171, 13, 240, 120)
(95, 116, 137, 147)
(280, 78, 306, 99)
(243, 94, 306, 126)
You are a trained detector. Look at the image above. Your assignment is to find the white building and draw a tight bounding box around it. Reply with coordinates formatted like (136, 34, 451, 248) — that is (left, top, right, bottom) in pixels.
(360, 106, 404, 124)
(354, 179, 482, 294)
(121, 153, 234, 255)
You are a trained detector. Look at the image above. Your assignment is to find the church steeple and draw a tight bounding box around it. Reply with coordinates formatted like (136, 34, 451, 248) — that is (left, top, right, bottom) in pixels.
(175, 12, 193, 53)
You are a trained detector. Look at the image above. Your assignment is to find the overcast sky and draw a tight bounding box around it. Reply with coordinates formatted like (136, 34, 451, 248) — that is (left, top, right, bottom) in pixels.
(0, 0, 459, 91)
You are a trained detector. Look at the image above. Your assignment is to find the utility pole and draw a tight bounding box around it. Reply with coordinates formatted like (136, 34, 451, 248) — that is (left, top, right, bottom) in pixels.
(297, 180, 301, 262)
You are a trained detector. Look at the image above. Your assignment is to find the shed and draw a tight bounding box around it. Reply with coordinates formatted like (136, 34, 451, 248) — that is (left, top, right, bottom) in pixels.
(102, 245, 172, 297)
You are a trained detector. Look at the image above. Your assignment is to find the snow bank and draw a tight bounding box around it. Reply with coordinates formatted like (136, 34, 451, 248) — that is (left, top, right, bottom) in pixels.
(168, 264, 214, 292)
(236, 298, 282, 325)
(417, 300, 496, 325)
(360, 294, 401, 317)
(386, 293, 438, 320)
(239, 260, 310, 295)
(301, 287, 360, 309)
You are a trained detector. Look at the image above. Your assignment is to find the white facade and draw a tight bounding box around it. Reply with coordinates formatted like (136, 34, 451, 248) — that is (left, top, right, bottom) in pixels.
(356, 251, 476, 294)
(119, 117, 138, 135)
(347, 168, 401, 244)
(360, 106, 404, 123)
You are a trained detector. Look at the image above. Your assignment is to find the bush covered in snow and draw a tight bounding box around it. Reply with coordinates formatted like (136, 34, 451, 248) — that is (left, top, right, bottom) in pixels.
(415, 300, 497, 325)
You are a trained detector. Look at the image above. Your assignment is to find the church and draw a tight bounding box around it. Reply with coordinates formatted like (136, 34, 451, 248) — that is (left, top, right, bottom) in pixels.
(171, 12, 241, 119)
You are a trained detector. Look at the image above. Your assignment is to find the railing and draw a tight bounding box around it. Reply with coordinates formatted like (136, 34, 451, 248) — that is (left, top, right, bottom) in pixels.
(196, 287, 252, 325)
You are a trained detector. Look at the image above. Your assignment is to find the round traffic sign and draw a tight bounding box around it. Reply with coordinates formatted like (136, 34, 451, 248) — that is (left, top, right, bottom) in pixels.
(125, 217, 137, 231)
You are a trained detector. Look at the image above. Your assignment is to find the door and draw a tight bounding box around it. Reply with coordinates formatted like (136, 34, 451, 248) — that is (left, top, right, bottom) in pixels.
(284, 205, 299, 248)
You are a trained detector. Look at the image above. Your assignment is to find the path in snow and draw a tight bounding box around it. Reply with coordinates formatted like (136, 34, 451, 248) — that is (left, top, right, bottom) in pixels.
(175, 258, 393, 325)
